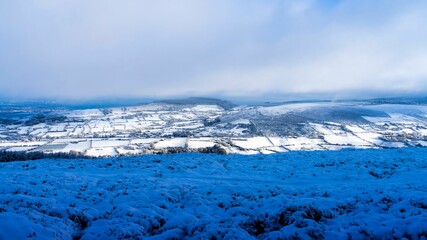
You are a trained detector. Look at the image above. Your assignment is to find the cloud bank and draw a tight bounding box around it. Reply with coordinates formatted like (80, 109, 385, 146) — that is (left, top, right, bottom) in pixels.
(1, 0, 427, 100)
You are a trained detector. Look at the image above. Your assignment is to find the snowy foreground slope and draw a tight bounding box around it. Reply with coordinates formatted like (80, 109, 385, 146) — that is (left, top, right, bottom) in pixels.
(0, 148, 427, 239)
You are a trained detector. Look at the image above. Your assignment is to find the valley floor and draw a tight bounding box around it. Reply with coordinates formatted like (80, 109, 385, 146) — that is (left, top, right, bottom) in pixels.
(0, 148, 426, 239)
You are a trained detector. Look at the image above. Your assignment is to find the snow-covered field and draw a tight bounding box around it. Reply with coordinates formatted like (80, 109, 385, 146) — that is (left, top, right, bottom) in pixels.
(2, 101, 427, 156)
(1, 148, 426, 239)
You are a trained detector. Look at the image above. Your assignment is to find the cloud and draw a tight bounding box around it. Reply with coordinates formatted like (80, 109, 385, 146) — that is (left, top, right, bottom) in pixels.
(1, 0, 427, 100)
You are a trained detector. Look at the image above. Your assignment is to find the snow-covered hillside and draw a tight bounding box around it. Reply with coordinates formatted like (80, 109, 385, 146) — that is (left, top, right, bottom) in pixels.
(0, 148, 426, 239)
(2, 101, 427, 156)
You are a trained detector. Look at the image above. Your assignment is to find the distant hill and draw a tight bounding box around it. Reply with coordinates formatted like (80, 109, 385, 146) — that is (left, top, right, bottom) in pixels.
(154, 97, 236, 110)
(365, 97, 427, 105)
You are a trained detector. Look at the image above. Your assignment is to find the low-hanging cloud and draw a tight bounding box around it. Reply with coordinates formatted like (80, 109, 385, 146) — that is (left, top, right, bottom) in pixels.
(1, 0, 427, 100)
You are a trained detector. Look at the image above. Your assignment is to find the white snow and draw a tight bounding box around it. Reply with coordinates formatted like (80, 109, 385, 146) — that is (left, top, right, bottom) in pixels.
(187, 139, 216, 149)
(154, 138, 187, 149)
(130, 138, 158, 145)
(45, 132, 69, 138)
(380, 141, 406, 148)
(86, 147, 118, 157)
(415, 141, 427, 147)
(5, 146, 36, 152)
(353, 132, 384, 145)
(232, 137, 273, 149)
(345, 125, 366, 133)
(364, 114, 423, 125)
(270, 137, 325, 150)
(231, 119, 251, 125)
(258, 102, 337, 116)
(67, 109, 104, 118)
(186, 105, 223, 112)
(323, 134, 370, 146)
(91, 140, 130, 148)
(0, 141, 48, 147)
(61, 141, 91, 153)
(0, 148, 426, 239)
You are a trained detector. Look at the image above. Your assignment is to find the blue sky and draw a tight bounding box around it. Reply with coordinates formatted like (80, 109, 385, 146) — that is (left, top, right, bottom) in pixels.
(1, 0, 427, 101)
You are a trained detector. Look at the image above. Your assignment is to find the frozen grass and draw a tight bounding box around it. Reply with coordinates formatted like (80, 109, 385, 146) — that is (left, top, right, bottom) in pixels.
(0, 148, 426, 239)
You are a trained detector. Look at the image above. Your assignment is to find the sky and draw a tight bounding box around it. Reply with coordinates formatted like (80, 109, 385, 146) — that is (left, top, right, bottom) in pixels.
(1, 0, 427, 101)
